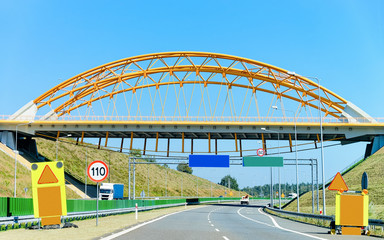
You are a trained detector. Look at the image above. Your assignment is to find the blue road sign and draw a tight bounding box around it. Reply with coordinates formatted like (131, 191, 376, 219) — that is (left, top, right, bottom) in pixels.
(189, 155, 230, 168)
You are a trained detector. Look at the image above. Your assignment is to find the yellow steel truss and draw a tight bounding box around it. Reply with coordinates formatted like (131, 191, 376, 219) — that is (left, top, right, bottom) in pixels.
(34, 52, 347, 118)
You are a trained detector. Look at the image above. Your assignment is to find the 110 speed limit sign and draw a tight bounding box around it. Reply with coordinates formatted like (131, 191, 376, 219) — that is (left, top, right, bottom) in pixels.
(257, 148, 265, 157)
(87, 160, 109, 182)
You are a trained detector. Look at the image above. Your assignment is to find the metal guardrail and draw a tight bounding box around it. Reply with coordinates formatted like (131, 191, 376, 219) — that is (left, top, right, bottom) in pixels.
(265, 206, 333, 221)
(265, 206, 384, 228)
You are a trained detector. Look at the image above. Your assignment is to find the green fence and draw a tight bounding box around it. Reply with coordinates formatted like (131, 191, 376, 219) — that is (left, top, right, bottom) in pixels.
(0, 197, 239, 217)
(0, 197, 188, 217)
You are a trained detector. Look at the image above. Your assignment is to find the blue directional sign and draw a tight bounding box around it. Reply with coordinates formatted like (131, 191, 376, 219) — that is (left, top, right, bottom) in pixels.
(189, 155, 230, 168)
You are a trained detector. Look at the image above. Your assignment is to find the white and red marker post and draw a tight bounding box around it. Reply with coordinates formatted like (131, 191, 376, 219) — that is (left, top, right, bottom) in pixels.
(87, 160, 109, 226)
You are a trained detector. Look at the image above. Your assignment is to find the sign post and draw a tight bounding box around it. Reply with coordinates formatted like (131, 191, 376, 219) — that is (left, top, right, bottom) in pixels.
(87, 160, 109, 226)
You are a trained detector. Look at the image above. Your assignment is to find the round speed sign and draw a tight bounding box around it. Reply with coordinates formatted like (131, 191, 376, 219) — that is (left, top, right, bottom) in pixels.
(87, 160, 109, 182)
(257, 148, 265, 157)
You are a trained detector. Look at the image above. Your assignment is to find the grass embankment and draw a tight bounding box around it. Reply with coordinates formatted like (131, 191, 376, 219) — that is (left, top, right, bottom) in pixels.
(35, 138, 247, 199)
(0, 151, 81, 199)
(284, 146, 384, 220)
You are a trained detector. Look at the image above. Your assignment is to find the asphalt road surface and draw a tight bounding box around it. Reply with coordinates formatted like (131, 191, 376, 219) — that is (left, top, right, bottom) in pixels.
(101, 201, 381, 240)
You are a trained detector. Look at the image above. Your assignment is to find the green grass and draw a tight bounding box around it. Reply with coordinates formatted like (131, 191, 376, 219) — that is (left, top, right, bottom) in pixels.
(284, 146, 384, 220)
(35, 138, 247, 199)
(0, 150, 80, 199)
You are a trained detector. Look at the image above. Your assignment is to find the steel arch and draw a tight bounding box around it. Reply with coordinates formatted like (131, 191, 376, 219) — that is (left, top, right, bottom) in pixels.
(34, 52, 347, 118)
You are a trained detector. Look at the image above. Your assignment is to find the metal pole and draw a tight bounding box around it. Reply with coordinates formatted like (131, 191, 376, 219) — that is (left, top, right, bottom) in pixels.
(108, 152, 111, 183)
(277, 132, 281, 209)
(14, 126, 19, 198)
(316, 77, 326, 215)
(133, 158, 136, 200)
(147, 164, 149, 197)
(270, 167, 273, 207)
(294, 114, 299, 212)
(316, 158, 319, 211)
(197, 177, 199, 197)
(85, 148, 87, 198)
(181, 174, 183, 197)
(128, 157, 131, 200)
(56, 138, 58, 161)
(96, 182, 99, 226)
(311, 159, 314, 213)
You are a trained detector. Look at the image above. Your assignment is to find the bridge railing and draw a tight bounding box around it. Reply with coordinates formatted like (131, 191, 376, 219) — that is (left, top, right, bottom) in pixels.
(1, 115, 384, 123)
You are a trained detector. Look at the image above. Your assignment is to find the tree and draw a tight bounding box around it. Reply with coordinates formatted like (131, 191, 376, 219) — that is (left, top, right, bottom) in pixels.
(219, 175, 239, 191)
(177, 163, 193, 174)
(129, 149, 142, 158)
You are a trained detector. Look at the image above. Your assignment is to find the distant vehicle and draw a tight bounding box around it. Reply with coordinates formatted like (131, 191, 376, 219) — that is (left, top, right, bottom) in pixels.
(99, 183, 124, 200)
(240, 195, 249, 205)
(287, 193, 297, 198)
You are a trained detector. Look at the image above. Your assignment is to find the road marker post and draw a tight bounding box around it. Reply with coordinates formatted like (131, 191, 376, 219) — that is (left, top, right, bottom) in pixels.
(135, 203, 138, 220)
(87, 160, 109, 226)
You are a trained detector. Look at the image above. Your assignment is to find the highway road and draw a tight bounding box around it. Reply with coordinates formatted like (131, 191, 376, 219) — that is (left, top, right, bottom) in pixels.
(101, 201, 381, 240)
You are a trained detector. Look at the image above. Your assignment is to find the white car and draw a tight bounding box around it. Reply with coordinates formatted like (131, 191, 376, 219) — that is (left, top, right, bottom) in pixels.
(240, 195, 249, 205)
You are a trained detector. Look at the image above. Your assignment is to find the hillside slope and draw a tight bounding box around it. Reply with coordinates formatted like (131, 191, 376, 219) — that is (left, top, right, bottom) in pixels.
(284, 146, 384, 219)
(35, 138, 246, 199)
(0, 150, 82, 199)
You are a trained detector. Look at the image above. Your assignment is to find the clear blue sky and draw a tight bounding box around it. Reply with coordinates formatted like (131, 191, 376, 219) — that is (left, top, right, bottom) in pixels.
(1, 1, 383, 188)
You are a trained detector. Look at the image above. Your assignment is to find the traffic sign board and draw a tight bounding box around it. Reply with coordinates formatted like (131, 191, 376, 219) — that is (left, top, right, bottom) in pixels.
(257, 148, 265, 157)
(361, 172, 368, 190)
(189, 155, 230, 168)
(31, 161, 67, 226)
(328, 172, 348, 192)
(243, 156, 283, 167)
(88, 161, 109, 182)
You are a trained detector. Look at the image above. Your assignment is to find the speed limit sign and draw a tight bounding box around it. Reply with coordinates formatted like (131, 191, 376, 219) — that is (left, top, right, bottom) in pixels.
(87, 160, 109, 182)
(257, 148, 265, 157)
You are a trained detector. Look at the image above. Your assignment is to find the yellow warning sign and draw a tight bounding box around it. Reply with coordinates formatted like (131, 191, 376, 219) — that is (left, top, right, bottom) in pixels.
(38, 165, 59, 184)
(328, 172, 348, 192)
(31, 161, 67, 225)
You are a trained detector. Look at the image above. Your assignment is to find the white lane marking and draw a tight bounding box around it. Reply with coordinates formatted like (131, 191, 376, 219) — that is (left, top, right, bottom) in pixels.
(237, 208, 274, 228)
(257, 208, 327, 240)
(211, 224, 214, 227)
(223, 236, 230, 240)
(101, 207, 202, 240)
(209, 220, 211, 224)
(215, 228, 220, 232)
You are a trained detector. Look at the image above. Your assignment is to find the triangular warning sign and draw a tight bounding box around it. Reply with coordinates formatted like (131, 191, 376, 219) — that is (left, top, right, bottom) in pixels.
(38, 165, 58, 184)
(328, 172, 348, 192)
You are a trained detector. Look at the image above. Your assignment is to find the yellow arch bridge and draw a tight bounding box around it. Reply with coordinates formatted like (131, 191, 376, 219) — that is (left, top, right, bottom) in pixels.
(1, 52, 383, 156)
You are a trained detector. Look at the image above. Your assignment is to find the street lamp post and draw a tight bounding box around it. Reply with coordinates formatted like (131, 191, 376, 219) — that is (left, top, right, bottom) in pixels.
(261, 127, 280, 208)
(14, 121, 33, 198)
(287, 71, 326, 215)
(272, 106, 299, 212)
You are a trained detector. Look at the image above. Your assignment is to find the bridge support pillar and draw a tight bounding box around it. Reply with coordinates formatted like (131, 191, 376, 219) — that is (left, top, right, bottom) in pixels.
(365, 135, 384, 158)
(0, 131, 16, 150)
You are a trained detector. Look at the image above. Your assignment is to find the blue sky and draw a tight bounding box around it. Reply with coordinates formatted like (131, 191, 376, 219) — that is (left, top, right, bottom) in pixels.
(1, 1, 383, 188)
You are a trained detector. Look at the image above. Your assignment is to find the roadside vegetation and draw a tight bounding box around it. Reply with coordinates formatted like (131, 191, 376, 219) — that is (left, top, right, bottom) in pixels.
(35, 138, 247, 199)
(283, 146, 384, 220)
(0, 151, 83, 199)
